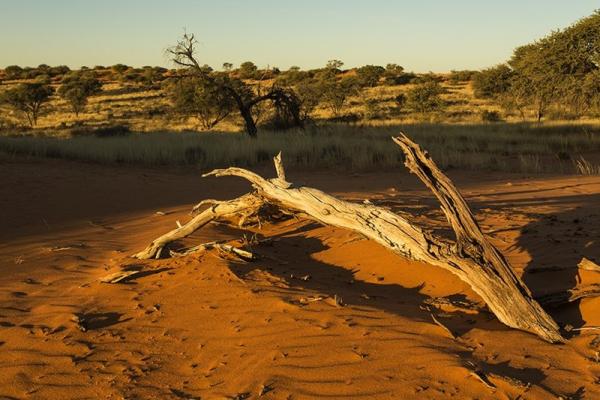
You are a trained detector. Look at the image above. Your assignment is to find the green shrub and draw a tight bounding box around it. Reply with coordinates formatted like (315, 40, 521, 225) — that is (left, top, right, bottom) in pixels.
(58, 72, 102, 116)
(473, 65, 514, 99)
(166, 76, 235, 130)
(449, 70, 477, 83)
(407, 81, 445, 114)
(356, 65, 385, 87)
(238, 61, 258, 79)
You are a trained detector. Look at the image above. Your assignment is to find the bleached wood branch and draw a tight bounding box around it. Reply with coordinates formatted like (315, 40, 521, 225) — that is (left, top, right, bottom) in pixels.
(134, 134, 566, 342)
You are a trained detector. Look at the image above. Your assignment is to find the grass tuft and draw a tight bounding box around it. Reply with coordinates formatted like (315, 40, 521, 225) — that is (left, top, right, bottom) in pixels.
(573, 156, 600, 175)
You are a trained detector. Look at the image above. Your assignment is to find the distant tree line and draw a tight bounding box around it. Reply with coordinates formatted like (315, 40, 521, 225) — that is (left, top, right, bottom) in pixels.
(0, 39, 442, 131)
(0, 55, 456, 131)
(161, 37, 430, 136)
(1, 70, 103, 126)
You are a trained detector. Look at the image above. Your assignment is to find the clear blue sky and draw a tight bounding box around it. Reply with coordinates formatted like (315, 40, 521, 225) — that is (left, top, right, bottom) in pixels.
(0, 0, 597, 72)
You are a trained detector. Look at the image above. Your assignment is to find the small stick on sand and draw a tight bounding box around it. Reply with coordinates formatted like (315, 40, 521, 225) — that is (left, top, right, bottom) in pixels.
(100, 270, 143, 284)
(431, 313, 456, 339)
(470, 370, 496, 389)
(564, 325, 600, 332)
(465, 361, 496, 389)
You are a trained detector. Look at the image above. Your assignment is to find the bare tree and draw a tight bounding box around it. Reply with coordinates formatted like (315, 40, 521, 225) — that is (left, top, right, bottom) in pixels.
(167, 33, 302, 137)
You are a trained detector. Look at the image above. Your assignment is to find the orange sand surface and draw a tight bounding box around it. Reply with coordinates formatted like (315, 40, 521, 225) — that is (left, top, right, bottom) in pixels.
(1, 160, 599, 399)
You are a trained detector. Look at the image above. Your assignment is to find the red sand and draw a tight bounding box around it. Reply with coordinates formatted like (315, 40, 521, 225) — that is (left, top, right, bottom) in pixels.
(1, 159, 599, 399)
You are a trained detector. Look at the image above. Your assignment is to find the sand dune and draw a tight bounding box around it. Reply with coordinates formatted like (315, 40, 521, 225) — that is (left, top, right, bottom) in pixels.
(1, 160, 599, 399)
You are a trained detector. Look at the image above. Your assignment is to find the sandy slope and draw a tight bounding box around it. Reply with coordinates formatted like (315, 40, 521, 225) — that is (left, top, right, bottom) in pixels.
(1, 160, 599, 399)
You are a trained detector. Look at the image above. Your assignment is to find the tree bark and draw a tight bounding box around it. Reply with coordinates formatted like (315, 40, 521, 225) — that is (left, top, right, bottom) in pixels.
(134, 135, 565, 343)
(133, 194, 263, 259)
(239, 105, 258, 138)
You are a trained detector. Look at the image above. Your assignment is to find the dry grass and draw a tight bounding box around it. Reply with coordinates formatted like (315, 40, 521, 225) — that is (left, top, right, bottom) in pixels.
(2, 123, 600, 174)
(573, 156, 600, 175)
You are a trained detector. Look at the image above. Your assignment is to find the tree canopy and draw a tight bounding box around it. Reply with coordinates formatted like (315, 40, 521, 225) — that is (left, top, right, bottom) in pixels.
(474, 10, 600, 120)
(2, 83, 54, 126)
(58, 72, 102, 116)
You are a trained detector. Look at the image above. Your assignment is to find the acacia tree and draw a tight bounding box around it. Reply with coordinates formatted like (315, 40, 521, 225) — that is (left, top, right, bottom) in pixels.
(167, 33, 302, 137)
(508, 42, 561, 122)
(238, 61, 258, 79)
(2, 82, 54, 127)
(326, 59, 344, 72)
(4, 65, 24, 80)
(167, 76, 235, 129)
(356, 65, 385, 87)
(475, 10, 599, 120)
(407, 81, 445, 114)
(58, 72, 102, 116)
(296, 79, 322, 119)
(313, 64, 359, 117)
(320, 76, 359, 116)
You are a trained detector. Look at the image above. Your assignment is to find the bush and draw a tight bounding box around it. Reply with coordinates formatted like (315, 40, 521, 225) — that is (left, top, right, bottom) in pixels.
(449, 70, 477, 83)
(406, 81, 445, 114)
(384, 72, 416, 85)
(412, 73, 443, 84)
(48, 65, 71, 78)
(480, 110, 502, 122)
(363, 98, 382, 119)
(58, 72, 102, 116)
(472, 65, 514, 99)
(4, 65, 24, 80)
(356, 65, 385, 87)
(166, 76, 235, 129)
(296, 79, 322, 118)
(394, 93, 407, 114)
(326, 60, 344, 72)
(111, 64, 130, 74)
(319, 76, 360, 116)
(139, 66, 167, 86)
(70, 124, 131, 137)
(276, 66, 309, 86)
(238, 61, 258, 79)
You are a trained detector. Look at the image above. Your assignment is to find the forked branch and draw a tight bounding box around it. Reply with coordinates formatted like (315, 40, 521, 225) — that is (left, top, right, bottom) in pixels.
(134, 134, 565, 342)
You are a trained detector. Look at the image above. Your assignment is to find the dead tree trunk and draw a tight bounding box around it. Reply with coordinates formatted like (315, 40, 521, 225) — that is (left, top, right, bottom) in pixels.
(134, 134, 564, 343)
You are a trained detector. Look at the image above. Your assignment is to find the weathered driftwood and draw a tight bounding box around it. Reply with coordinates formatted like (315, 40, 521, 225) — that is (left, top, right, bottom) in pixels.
(133, 194, 264, 259)
(100, 270, 143, 284)
(169, 240, 257, 261)
(168, 240, 225, 257)
(135, 134, 565, 342)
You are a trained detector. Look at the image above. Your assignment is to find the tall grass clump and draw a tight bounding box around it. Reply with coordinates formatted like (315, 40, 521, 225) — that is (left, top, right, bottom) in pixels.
(573, 156, 600, 175)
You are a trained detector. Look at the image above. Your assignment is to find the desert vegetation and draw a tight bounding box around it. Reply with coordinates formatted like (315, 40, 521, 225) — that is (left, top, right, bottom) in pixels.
(0, 11, 598, 138)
